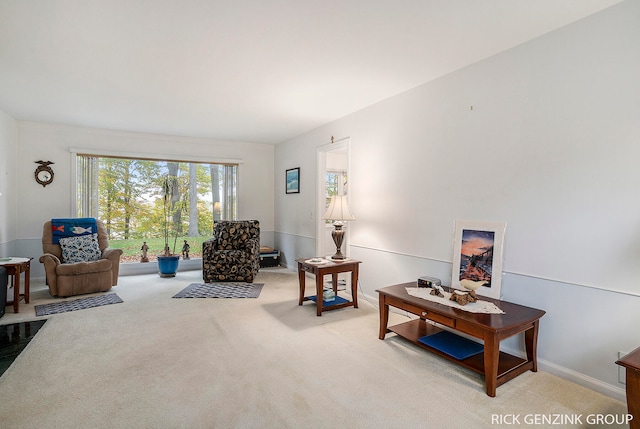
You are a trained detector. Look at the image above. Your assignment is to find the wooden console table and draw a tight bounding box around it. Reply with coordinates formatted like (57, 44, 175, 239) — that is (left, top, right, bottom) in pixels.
(616, 346, 640, 429)
(297, 258, 360, 316)
(0, 257, 32, 313)
(377, 283, 545, 397)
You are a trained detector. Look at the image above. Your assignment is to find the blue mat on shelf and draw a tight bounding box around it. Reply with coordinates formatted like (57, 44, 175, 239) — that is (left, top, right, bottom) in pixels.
(418, 331, 484, 360)
(308, 295, 350, 307)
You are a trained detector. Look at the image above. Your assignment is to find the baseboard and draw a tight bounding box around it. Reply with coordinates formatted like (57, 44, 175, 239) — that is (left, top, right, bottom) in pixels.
(500, 345, 627, 402)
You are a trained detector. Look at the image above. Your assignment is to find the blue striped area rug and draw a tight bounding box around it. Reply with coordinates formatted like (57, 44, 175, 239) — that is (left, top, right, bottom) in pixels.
(35, 293, 123, 316)
(173, 282, 264, 298)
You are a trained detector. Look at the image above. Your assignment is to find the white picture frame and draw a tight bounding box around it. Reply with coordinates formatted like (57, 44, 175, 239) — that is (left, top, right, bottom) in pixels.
(451, 220, 506, 300)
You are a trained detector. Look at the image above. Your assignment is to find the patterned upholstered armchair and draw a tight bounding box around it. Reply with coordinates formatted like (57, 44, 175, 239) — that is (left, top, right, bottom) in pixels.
(202, 220, 260, 283)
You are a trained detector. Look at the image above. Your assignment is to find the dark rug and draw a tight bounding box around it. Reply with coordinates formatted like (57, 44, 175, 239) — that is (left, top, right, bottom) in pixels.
(34, 293, 123, 316)
(173, 282, 264, 298)
(0, 319, 47, 376)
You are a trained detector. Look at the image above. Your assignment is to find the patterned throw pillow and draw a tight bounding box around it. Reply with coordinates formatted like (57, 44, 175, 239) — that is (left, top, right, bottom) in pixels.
(59, 233, 102, 263)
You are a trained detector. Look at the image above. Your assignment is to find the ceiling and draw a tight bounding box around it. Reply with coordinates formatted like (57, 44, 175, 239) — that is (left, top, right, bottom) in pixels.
(0, 0, 622, 144)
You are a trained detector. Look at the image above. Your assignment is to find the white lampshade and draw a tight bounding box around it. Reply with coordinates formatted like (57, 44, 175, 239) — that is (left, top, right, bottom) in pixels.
(322, 195, 356, 221)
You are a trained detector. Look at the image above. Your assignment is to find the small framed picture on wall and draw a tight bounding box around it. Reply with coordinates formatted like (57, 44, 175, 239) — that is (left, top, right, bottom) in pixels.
(286, 168, 300, 194)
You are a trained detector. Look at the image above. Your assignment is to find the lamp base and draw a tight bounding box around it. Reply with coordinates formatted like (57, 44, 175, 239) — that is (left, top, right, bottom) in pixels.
(331, 223, 347, 260)
(330, 252, 347, 260)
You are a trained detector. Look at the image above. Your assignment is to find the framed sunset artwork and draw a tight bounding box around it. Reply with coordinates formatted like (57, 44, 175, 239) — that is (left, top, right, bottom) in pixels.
(451, 220, 506, 300)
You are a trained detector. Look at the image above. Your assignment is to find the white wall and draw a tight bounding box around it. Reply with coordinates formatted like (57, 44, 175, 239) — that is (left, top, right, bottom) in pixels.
(274, 0, 640, 400)
(274, 130, 320, 267)
(15, 121, 275, 277)
(0, 110, 18, 252)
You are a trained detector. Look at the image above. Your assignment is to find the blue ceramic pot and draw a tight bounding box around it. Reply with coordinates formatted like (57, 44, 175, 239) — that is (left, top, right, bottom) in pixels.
(157, 255, 180, 277)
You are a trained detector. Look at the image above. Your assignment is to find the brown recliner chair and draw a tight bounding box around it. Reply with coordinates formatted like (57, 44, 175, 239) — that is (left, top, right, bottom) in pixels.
(40, 220, 123, 297)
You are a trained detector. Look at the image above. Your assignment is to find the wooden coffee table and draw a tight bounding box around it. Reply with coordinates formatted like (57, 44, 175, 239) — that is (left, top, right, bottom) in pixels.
(616, 346, 640, 429)
(297, 258, 361, 316)
(377, 283, 545, 397)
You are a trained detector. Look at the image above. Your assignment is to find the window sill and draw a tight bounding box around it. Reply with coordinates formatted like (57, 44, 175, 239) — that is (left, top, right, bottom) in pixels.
(119, 258, 202, 276)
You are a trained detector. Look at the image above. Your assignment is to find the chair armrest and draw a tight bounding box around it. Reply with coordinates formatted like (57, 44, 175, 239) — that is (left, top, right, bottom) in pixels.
(206, 249, 244, 262)
(102, 247, 123, 260)
(246, 237, 260, 254)
(39, 253, 61, 296)
(247, 238, 261, 273)
(39, 253, 61, 266)
(202, 239, 217, 259)
(102, 247, 123, 285)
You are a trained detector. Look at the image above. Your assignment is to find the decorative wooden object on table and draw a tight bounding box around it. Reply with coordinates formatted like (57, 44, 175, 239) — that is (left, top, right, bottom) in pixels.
(297, 258, 361, 316)
(377, 283, 545, 397)
(616, 346, 640, 429)
(0, 257, 32, 313)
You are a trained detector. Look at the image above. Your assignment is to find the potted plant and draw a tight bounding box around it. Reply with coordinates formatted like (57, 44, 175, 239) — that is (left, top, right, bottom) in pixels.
(157, 175, 183, 277)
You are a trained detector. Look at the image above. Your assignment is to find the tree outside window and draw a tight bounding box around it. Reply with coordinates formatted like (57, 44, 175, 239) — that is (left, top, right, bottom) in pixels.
(76, 155, 237, 262)
(325, 170, 347, 223)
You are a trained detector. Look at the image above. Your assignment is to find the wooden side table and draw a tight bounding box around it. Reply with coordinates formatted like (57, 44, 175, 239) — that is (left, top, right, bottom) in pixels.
(616, 346, 640, 429)
(297, 258, 361, 316)
(0, 257, 32, 313)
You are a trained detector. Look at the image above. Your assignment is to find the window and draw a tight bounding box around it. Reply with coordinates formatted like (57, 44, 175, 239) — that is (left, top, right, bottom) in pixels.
(324, 170, 348, 223)
(75, 154, 237, 262)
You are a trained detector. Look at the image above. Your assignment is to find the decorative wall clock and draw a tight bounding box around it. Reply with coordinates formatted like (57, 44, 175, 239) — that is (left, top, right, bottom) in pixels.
(34, 160, 55, 187)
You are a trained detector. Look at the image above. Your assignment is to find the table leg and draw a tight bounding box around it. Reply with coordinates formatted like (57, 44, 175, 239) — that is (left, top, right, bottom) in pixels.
(24, 262, 30, 304)
(315, 271, 324, 317)
(351, 264, 359, 308)
(525, 321, 539, 372)
(484, 333, 499, 397)
(626, 368, 640, 429)
(13, 269, 20, 313)
(378, 295, 389, 340)
(331, 273, 338, 294)
(297, 263, 305, 306)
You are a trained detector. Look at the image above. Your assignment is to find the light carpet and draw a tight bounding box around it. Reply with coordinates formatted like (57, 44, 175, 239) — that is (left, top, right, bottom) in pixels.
(0, 269, 628, 429)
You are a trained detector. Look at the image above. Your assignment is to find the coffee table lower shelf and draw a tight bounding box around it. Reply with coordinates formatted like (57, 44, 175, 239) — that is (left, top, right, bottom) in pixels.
(388, 319, 530, 383)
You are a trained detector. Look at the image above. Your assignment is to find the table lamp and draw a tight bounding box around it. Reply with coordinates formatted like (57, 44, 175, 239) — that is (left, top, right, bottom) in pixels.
(322, 195, 356, 260)
(213, 201, 221, 223)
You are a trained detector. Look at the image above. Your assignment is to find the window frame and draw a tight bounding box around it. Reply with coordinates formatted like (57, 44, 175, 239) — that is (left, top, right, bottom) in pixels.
(70, 148, 242, 217)
(324, 169, 348, 225)
(71, 150, 242, 264)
